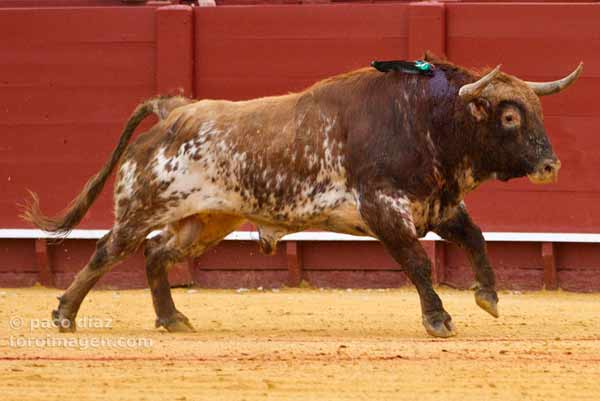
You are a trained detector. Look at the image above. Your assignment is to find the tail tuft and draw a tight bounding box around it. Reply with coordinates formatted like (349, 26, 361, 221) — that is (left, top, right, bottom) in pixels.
(20, 190, 72, 235)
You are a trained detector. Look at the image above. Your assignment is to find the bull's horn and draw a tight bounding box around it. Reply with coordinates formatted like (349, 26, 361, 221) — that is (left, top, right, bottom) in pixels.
(525, 62, 584, 96)
(458, 65, 502, 99)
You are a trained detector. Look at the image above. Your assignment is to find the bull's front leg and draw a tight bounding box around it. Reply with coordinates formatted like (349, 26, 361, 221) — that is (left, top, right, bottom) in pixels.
(434, 203, 499, 318)
(359, 190, 456, 338)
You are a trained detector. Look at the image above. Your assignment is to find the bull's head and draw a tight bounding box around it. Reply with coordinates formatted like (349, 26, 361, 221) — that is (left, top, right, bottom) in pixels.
(459, 63, 583, 184)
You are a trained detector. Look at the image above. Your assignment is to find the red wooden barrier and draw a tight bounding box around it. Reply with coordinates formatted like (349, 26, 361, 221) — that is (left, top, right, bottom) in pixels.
(195, 3, 410, 100)
(0, 6, 159, 229)
(446, 2, 600, 233)
(1, 2, 599, 291)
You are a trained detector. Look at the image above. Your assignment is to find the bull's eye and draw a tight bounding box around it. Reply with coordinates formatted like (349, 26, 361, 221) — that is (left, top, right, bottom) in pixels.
(500, 106, 521, 129)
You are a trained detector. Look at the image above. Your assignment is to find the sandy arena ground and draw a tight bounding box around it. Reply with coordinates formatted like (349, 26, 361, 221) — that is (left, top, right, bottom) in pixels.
(1, 286, 599, 401)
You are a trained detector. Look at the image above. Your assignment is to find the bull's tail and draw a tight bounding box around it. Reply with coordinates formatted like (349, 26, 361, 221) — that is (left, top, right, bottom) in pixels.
(148, 94, 194, 120)
(21, 95, 193, 235)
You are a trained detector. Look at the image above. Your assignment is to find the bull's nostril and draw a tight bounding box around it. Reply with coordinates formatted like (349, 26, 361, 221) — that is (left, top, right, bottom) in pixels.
(530, 159, 560, 184)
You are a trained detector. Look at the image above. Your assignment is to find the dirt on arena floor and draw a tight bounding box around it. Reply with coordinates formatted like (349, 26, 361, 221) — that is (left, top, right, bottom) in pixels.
(1, 286, 599, 401)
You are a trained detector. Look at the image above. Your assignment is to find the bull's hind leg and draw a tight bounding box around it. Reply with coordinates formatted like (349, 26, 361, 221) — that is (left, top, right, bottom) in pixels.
(144, 213, 243, 332)
(434, 203, 499, 318)
(144, 220, 199, 333)
(53, 226, 149, 332)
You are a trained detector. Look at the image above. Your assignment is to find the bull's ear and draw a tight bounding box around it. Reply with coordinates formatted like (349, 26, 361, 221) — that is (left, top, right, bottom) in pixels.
(423, 51, 445, 64)
(423, 51, 436, 62)
(467, 98, 491, 122)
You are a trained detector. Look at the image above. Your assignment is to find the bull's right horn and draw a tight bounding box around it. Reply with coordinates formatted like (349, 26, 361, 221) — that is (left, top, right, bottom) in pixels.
(459, 65, 502, 100)
(525, 62, 584, 96)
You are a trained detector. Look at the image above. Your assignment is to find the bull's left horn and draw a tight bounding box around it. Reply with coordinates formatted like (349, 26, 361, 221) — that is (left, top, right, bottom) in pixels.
(459, 65, 502, 99)
(525, 62, 583, 96)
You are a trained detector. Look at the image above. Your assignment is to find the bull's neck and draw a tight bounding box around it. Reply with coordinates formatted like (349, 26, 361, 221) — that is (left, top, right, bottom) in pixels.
(422, 70, 493, 197)
(320, 67, 492, 196)
(452, 157, 488, 195)
(433, 124, 493, 198)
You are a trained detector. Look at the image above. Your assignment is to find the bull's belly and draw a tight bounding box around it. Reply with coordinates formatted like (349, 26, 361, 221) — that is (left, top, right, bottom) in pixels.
(243, 188, 373, 238)
(245, 195, 374, 253)
(248, 198, 373, 237)
(149, 142, 366, 227)
(160, 175, 372, 239)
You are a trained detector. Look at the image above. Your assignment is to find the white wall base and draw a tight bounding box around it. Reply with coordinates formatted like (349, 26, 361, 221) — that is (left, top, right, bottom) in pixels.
(1, 229, 600, 243)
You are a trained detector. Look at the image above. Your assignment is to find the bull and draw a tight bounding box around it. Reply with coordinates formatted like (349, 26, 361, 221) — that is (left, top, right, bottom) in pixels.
(22, 54, 582, 337)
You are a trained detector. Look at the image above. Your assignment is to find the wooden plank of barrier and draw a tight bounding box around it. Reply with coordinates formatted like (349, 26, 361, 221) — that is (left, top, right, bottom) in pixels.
(434, 240, 447, 285)
(168, 258, 195, 287)
(35, 239, 53, 287)
(542, 242, 558, 290)
(156, 5, 194, 96)
(286, 241, 303, 287)
(423, 240, 447, 286)
(408, 2, 446, 60)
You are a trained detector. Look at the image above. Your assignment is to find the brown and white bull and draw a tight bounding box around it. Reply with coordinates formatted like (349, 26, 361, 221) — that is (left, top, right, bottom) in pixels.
(23, 54, 582, 337)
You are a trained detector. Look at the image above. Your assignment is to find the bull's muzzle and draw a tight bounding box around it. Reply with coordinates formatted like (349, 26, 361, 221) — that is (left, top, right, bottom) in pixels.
(527, 158, 561, 184)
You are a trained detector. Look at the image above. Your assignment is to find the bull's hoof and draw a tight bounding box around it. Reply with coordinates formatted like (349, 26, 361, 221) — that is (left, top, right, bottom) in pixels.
(156, 311, 195, 333)
(422, 310, 456, 338)
(475, 288, 499, 318)
(51, 308, 76, 333)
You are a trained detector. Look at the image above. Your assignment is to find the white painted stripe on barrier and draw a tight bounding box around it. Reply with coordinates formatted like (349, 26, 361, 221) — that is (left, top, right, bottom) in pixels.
(0, 229, 110, 239)
(1, 229, 600, 243)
